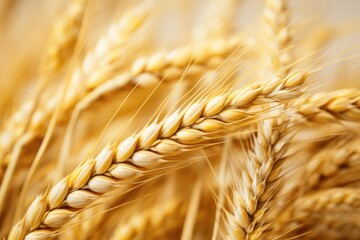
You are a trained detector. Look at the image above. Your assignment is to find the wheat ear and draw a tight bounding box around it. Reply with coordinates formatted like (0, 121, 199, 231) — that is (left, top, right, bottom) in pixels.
(4, 35, 247, 211)
(295, 188, 360, 216)
(2, 5, 148, 219)
(227, 108, 293, 239)
(0, 0, 88, 216)
(228, 1, 293, 238)
(294, 88, 360, 123)
(8, 72, 307, 239)
(0, 33, 244, 178)
(273, 188, 360, 238)
(301, 138, 360, 193)
(42, 0, 87, 75)
(263, 0, 291, 76)
(0, 0, 87, 176)
(57, 36, 246, 175)
(110, 200, 182, 240)
(0, 5, 147, 179)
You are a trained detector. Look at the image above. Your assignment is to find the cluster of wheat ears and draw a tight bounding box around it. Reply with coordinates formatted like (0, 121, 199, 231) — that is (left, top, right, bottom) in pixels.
(0, 0, 359, 239)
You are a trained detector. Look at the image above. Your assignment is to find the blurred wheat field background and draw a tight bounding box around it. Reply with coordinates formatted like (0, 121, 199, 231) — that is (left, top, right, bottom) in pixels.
(0, 0, 360, 239)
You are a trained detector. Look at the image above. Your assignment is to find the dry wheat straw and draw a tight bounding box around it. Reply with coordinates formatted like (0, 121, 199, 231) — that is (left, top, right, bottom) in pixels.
(8, 72, 307, 239)
(211, 139, 231, 240)
(181, 178, 202, 240)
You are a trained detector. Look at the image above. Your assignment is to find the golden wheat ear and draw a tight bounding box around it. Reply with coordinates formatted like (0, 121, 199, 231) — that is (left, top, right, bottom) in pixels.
(8, 72, 306, 239)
